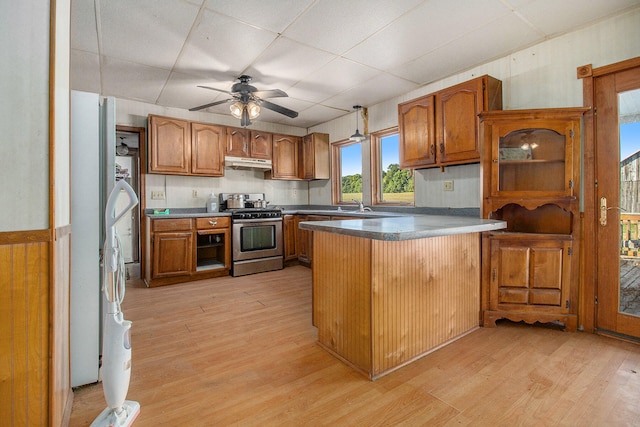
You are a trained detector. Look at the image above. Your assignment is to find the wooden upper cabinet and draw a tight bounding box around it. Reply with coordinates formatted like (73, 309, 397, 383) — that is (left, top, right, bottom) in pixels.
(225, 127, 249, 157)
(271, 134, 300, 179)
(148, 115, 225, 177)
(191, 122, 224, 176)
(300, 133, 329, 180)
(436, 76, 501, 163)
(399, 75, 502, 169)
(480, 109, 586, 201)
(250, 130, 273, 160)
(149, 115, 191, 174)
(399, 95, 436, 168)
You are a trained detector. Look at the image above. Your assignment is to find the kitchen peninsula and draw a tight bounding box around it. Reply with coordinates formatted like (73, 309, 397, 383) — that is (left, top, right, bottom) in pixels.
(299, 215, 506, 380)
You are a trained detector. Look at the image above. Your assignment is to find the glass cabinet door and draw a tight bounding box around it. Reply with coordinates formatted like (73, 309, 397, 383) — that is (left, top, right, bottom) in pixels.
(491, 120, 575, 197)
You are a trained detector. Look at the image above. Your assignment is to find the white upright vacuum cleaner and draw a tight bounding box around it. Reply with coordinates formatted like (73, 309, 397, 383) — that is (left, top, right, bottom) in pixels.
(92, 179, 141, 427)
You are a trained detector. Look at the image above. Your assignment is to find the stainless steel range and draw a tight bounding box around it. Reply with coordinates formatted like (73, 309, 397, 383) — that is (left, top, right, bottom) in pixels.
(219, 193, 284, 277)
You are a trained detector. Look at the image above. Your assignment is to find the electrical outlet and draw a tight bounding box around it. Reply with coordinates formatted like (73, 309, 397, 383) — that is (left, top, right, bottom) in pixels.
(443, 180, 454, 191)
(292, 189, 297, 198)
(192, 190, 198, 198)
(151, 191, 165, 200)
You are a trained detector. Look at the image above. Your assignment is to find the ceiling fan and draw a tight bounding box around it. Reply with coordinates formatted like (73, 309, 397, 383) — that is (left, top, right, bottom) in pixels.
(189, 75, 299, 127)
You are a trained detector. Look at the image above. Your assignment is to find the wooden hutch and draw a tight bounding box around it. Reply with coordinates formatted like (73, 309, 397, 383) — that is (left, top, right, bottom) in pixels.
(479, 108, 589, 331)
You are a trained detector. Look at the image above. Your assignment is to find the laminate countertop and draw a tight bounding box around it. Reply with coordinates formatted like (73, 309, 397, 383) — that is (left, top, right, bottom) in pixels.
(298, 215, 506, 241)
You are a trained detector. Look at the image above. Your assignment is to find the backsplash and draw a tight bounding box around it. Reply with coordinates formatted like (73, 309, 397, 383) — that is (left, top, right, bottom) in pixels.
(145, 167, 310, 209)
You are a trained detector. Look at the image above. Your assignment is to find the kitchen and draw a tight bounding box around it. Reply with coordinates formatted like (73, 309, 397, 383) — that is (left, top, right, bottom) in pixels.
(3, 1, 640, 426)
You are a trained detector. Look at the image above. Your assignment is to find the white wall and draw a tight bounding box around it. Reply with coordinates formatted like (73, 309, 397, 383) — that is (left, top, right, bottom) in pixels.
(309, 7, 640, 209)
(0, 1, 51, 231)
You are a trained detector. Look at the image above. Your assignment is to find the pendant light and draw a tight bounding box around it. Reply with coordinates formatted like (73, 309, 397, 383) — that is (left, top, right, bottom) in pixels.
(350, 105, 365, 142)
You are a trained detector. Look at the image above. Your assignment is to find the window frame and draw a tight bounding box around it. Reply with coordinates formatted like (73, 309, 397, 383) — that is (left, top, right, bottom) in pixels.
(331, 138, 363, 206)
(370, 127, 414, 206)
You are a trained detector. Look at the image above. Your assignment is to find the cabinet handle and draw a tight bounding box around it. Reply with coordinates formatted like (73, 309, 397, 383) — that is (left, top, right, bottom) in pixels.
(439, 142, 444, 154)
(209, 220, 217, 226)
(492, 268, 497, 281)
(430, 145, 435, 155)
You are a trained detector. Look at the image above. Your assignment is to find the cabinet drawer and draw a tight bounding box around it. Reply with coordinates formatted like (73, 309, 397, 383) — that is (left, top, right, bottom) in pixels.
(152, 218, 192, 232)
(196, 217, 230, 230)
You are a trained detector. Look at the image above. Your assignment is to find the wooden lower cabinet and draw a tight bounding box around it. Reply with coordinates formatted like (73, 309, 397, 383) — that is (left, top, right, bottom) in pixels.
(146, 217, 230, 286)
(283, 215, 298, 261)
(483, 232, 577, 331)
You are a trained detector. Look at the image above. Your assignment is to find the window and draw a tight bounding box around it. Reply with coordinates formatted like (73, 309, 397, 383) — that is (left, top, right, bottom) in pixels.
(371, 128, 414, 205)
(331, 139, 362, 204)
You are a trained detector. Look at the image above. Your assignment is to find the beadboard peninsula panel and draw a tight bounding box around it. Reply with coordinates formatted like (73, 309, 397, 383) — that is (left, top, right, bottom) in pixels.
(312, 231, 481, 380)
(0, 234, 50, 426)
(313, 232, 372, 375)
(370, 234, 480, 377)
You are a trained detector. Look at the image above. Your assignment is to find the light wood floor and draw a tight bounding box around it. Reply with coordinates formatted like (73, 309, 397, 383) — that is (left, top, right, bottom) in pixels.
(69, 266, 639, 426)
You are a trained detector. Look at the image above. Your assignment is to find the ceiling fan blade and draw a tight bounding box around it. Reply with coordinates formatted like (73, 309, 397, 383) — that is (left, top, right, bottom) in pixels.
(259, 100, 298, 118)
(197, 85, 233, 95)
(253, 89, 288, 99)
(189, 98, 232, 112)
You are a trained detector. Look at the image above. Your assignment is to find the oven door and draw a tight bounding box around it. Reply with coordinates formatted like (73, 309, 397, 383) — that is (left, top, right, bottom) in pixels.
(232, 219, 283, 261)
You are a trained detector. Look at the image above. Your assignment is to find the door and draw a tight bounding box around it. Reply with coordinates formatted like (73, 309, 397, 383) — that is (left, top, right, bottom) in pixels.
(595, 65, 640, 339)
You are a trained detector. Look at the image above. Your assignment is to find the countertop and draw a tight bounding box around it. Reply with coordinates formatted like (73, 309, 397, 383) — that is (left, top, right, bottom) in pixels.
(298, 215, 506, 241)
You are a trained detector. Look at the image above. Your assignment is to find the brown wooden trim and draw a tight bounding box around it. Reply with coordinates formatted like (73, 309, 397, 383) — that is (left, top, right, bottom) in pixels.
(579, 56, 640, 333)
(117, 125, 146, 276)
(0, 229, 52, 245)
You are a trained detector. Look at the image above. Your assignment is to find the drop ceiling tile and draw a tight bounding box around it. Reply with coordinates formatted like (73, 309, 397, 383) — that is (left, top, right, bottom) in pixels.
(286, 58, 382, 103)
(70, 0, 99, 53)
(283, 0, 423, 55)
(101, 57, 171, 104)
(157, 71, 229, 111)
(243, 37, 336, 88)
(99, 0, 200, 68)
(70, 50, 101, 93)
(345, 0, 510, 72)
(391, 12, 542, 84)
(204, 0, 315, 33)
(175, 9, 279, 79)
(323, 73, 419, 111)
(517, 0, 640, 36)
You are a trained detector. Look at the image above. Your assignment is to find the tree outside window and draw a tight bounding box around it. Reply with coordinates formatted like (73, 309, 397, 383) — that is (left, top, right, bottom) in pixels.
(372, 129, 414, 205)
(331, 140, 362, 204)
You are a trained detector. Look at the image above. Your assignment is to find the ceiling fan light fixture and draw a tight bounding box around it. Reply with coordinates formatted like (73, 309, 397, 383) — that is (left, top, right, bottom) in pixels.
(230, 101, 244, 119)
(247, 101, 260, 119)
(349, 105, 365, 142)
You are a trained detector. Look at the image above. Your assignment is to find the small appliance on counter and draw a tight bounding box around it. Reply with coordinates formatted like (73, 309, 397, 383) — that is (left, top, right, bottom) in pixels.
(219, 193, 283, 277)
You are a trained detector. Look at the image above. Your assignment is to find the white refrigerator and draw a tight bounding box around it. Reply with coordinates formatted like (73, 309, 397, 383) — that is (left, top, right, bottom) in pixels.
(70, 91, 116, 387)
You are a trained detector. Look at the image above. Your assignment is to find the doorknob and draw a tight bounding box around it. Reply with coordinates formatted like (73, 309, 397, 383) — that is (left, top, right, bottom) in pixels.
(600, 196, 626, 226)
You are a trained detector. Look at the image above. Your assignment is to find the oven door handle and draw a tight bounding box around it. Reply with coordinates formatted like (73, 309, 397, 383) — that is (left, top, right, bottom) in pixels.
(233, 218, 282, 224)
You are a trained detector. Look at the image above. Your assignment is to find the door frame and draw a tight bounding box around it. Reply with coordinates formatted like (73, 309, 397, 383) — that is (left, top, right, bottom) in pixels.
(579, 56, 640, 333)
(116, 125, 146, 278)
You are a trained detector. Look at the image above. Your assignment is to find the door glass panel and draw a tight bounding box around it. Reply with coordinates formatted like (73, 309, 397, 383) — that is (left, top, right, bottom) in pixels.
(498, 128, 566, 192)
(619, 88, 640, 317)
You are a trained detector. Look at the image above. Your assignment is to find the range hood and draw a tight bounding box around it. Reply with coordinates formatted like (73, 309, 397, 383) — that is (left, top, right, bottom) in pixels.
(224, 156, 272, 170)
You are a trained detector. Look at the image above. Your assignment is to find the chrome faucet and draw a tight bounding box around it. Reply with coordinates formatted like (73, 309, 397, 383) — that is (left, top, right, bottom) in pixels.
(352, 199, 372, 213)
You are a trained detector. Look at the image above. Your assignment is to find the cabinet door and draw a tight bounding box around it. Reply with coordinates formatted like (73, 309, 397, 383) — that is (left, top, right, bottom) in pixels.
(149, 115, 190, 174)
(250, 130, 273, 159)
(272, 134, 300, 179)
(490, 119, 577, 198)
(300, 133, 329, 180)
(191, 122, 224, 176)
(296, 215, 310, 263)
(398, 95, 436, 168)
(283, 215, 297, 261)
(490, 236, 572, 312)
(152, 232, 193, 278)
(226, 127, 249, 157)
(436, 78, 483, 164)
